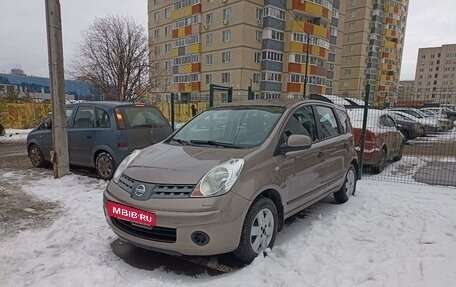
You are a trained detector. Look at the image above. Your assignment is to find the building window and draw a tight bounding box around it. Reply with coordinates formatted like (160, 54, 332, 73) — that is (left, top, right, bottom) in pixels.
(351, 0, 357, 5)
(206, 34, 213, 45)
(206, 54, 213, 65)
(262, 50, 283, 62)
(165, 26, 171, 36)
(222, 51, 231, 63)
(165, 43, 171, 53)
(345, 57, 352, 65)
(154, 29, 160, 38)
(255, 30, 262, 42)
(165, 60, 172, 69)
(223, 8, 231, 20)
(222, 72, 230, 83)
(154, 12, 159, 21)
(253, 73, 260, 84)
(345, 69, 351, 75)
(222, 30, 231, 42)
(256, 8, 263, 20)
(206, 74, 212, 84)
(350, 11, 356, 18)
(206, 13, 212, 25)
(349, 22, 355, 31)
(254, 52, 261, 63)
(165, 8, 170, 18)
(264, 6, 285, 20)
(153, 0, 158, 5)
(261, 71, 282, 82)
(347, 34, 354, 43)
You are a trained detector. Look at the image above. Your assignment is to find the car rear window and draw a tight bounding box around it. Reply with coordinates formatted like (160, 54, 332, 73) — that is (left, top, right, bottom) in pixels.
(118, 106, 169, 128)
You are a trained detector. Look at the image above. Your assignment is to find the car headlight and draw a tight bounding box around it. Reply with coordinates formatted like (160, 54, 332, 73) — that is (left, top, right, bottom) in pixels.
(191, 159, 244, 197)
(112, 149, 142, 183)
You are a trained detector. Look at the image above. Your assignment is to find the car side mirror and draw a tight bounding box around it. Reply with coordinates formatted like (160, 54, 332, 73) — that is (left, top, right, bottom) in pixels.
(45, 121, 52, 129)
(280, 134, 312, 154)
(396, 123, 402, 130)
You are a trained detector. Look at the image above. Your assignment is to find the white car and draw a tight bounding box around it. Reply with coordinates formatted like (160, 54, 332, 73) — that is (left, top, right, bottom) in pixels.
(387, 110, 440, 134)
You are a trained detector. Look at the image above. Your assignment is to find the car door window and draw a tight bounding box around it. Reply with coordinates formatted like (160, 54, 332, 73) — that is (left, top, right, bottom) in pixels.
(335, 109, 349, 134)
(96, 108, 110, 128)
(73, 106, 94, 128)
(316, 106, 340, 139)
(380, 115, 395, 128)
(283, 106, 318, 142)
(66, 107, 74, 127)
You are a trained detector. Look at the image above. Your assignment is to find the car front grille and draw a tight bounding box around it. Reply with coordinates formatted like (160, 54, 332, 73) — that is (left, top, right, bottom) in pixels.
(118, 174, 195, 199)
(111, 217, 177, 243)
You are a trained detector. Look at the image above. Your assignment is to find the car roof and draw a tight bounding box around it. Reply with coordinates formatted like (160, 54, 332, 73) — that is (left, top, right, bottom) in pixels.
(215, 99, 344, 110)
(67, 101, 142, 109)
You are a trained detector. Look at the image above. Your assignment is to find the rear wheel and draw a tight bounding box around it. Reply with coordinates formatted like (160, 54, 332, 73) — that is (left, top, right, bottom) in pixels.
(96, 152, 115, 180)
(28, 144, 46, 167)
(334, 165, 357, 204)
(373, 148, 387, 174)
(234, 197, 278, 263)
(393, 144, 403, 162)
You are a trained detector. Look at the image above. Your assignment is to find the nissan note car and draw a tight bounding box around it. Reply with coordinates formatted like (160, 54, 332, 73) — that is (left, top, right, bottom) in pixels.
(27, 102, 172, 179)
(104, 100, 359, 262)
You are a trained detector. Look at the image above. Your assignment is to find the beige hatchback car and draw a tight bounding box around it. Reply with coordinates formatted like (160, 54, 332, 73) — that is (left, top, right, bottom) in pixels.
(103, 100, 359, 262)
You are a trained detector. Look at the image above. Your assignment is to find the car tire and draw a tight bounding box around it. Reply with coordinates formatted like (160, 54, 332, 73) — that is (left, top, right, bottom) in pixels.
(393, 144, 404, 162)
(96, 152, 115, 180)
(233, 197, 278, 263)
(373, 148, 387, 174)
(334, 165, 357, 204)
(449, 115, 456, 121)
(28, 144, 46, 167)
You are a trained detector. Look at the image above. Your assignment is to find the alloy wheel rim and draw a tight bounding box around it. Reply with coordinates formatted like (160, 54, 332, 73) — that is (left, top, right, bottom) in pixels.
(30, 147, 41, 165)
(250, 208, 274, 254)
(345, 169, 355, 197)
(98, 155, 112, 177)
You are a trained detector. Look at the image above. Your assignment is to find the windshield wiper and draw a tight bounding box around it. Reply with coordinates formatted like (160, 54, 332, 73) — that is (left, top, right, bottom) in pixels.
(189, 140, 243, 149)
(169, 138, 191, 146)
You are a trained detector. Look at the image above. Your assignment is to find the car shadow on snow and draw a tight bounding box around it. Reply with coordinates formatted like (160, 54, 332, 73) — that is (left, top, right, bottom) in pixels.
(110, 195, 345, 277)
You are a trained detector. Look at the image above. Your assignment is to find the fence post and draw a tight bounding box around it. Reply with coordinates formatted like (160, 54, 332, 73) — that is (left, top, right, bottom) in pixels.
(359, 84, 370, 181)
(170, 93, 175, 131)
(209, 84, 214, 107)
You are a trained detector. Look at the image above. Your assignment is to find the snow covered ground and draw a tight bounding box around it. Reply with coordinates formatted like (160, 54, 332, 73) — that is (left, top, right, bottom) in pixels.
(1, 171, 456, 286)
(0, 129, 32, 143)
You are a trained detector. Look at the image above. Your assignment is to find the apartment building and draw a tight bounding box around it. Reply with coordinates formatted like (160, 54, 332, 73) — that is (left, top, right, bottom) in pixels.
(414, 44, 456, 105)
(148, 0, 343, 101)
(338, 0, 409, 105)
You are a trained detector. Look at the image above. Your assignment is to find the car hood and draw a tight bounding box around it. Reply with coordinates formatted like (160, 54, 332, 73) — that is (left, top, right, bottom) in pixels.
(123, 142, 254, 184)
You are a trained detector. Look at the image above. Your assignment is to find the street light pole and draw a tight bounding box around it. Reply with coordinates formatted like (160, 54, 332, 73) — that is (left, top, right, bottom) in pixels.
(302, 33, 310, 99)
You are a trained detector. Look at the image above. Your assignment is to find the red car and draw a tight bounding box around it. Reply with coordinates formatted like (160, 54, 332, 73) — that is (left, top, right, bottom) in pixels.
(347, 109, 404, 173)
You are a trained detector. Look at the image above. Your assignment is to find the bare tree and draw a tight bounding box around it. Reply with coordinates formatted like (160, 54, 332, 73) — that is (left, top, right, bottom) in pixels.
(72, 15, 160, 102)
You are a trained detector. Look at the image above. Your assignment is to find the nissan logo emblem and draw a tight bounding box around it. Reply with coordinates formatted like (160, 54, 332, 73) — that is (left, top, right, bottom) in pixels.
(134, 184, 146, 197)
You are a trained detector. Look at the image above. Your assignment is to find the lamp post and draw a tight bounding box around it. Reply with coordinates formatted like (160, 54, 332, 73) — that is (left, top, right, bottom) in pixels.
(302, 33, 310, 99)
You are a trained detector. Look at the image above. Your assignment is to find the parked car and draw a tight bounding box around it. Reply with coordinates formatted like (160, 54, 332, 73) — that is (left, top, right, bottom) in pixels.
(27, 102, 172, 179)
(421, 107, 456, 122)
(387, 108, 441, 133)
(347, 109, 404, 173)
(104, 100, 359, 263)
(387, 112, 425, 140)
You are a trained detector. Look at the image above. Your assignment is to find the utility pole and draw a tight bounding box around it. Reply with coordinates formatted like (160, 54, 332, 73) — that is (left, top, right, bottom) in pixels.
(45, 0, 69, 178)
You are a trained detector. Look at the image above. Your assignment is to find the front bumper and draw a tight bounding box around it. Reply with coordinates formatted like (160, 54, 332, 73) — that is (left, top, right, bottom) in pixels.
(103, 181, 250, 256)
(355, 146, 381, 165)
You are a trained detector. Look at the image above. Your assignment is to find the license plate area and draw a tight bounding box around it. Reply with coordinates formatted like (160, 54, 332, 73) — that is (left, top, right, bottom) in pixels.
(107, 201, 156, 227)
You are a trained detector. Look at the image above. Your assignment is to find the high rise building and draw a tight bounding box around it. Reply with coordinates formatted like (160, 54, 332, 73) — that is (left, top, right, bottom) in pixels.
(148, 0, 343, 101)
(414, 44, 456, 105)
(338, 0, 409, 105)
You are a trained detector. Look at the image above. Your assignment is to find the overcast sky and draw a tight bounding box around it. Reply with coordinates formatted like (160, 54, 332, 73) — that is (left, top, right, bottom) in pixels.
(1, 0, 456, 81)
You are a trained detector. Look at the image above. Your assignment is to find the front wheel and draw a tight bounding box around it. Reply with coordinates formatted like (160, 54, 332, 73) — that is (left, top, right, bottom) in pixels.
(334, 165, 357, 203)
(28, 144, 46, 167)
(96, 152, 115, 180)
(234, 197, 278, 263)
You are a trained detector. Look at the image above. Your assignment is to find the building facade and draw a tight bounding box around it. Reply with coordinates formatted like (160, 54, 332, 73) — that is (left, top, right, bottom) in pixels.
(414, 44, 456, 105)
(148, 0, 344, 101)
(338, 0, 409, 105)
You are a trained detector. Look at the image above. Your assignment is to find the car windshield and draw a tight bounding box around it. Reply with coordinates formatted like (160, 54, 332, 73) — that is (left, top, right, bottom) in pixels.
(169, 106, 285, 148)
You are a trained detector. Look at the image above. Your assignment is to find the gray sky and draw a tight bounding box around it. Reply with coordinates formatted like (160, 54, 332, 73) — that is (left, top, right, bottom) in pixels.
(1, 0, 455, 81)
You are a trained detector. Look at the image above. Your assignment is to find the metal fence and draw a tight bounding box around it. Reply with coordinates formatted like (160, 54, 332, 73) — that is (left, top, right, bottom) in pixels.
(158, 87, 456, 187)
